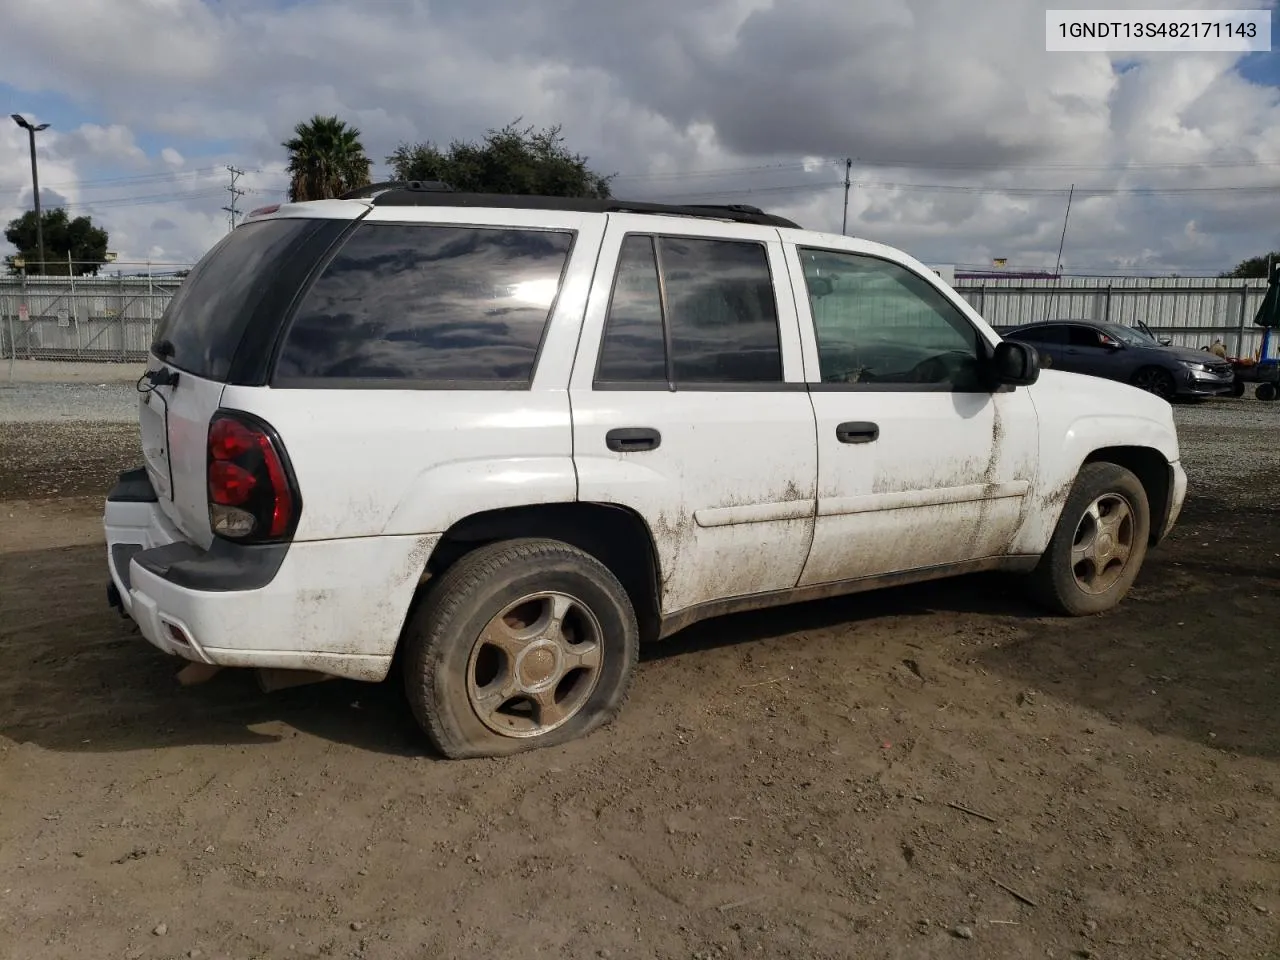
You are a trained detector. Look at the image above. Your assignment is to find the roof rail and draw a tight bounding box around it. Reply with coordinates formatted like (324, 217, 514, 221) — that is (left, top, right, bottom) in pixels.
(339, 180, 453, 200)
(362, 189, 802, 228)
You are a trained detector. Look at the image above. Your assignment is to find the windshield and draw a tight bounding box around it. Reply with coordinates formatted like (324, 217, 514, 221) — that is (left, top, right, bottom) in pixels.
(1106, 324, 1159, 347)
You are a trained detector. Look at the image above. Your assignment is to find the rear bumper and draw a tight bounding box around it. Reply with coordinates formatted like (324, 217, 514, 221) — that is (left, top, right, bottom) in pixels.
(104, 467, 438, 682)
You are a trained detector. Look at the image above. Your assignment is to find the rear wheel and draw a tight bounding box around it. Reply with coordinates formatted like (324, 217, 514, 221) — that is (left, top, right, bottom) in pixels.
(402, 538, 639, 759)
(1131, 366, 1176, 400)
(1256, 381, 1278, 402)
(1231, 379, 1247, 398)
(1029, 462, 1151, 616)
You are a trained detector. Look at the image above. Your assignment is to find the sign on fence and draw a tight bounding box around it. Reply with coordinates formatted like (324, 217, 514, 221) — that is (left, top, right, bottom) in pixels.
(56, 308, 69, 328)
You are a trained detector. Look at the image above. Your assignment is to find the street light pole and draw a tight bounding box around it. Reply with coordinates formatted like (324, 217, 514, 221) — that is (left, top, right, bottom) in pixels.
(11, 114, 50, 275)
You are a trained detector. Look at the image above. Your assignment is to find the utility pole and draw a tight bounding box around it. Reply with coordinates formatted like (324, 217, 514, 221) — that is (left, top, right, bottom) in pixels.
(222, 165, 245, 232)
(841, 157, 852, 235)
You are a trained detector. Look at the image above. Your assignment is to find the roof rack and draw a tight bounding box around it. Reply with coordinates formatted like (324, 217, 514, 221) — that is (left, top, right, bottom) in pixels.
(339, 180, 453, 200)
(344, 181, 801, 228)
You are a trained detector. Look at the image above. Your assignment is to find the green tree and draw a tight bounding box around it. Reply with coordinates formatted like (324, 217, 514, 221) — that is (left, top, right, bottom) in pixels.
(3, 208, 109, 276)
(1220, 252, 1280, 279)
(386, 120, 614, 198)
(283, 115, 373, 202)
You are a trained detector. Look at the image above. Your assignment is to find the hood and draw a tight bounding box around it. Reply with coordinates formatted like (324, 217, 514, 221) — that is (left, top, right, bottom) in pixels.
(1034, 367, 1178, 426)
(1160, 344, 1226, 364)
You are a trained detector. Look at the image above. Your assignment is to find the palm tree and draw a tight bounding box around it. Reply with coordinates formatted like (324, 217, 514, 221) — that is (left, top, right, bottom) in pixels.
(282, 115, 373, 202)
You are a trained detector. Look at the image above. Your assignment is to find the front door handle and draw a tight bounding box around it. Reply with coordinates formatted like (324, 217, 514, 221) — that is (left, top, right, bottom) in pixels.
(836, 421, 879, 444)
(606, 427, 662, 453)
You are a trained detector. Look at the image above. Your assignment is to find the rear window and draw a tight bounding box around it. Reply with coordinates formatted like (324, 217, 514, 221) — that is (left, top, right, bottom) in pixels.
(273, 223, 575, 387)
(152, 218, 330, 382)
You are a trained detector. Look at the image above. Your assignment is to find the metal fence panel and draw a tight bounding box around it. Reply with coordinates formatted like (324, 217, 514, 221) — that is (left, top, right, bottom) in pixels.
(953, 276, 1272, 358)
(1, 276, 181, 361)
(3, 274, 1277, 362)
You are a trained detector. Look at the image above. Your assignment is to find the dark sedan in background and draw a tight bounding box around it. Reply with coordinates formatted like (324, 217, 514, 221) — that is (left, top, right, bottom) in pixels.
(996, 319, 1235, 401)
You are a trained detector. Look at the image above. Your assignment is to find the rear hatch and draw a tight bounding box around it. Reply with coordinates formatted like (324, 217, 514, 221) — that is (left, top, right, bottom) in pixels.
(141, 214, 354, 547)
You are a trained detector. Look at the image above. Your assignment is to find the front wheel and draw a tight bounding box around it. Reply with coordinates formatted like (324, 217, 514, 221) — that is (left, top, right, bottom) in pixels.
(1029, 462, 1151, 616)
(1256, 381, 1278, 402)
(1131, 366, 1176, 400)
(402, 538, 639, 759)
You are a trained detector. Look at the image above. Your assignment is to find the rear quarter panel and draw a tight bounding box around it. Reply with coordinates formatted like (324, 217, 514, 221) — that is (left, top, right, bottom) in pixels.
(219, 209, 607, 542)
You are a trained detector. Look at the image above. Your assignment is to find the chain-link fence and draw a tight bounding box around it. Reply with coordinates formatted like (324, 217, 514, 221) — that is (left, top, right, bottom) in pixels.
(1, 276, 182, 362)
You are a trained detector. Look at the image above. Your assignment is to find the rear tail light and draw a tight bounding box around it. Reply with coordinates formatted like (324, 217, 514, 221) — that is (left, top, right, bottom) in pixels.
(207, 411, 300, 542)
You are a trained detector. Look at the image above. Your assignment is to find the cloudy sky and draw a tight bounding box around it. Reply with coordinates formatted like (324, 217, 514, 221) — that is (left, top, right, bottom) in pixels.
(2, 0, 1279, 276)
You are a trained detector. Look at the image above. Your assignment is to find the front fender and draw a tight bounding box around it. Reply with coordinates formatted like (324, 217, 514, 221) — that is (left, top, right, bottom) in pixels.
(1010, 373, 1182, 555)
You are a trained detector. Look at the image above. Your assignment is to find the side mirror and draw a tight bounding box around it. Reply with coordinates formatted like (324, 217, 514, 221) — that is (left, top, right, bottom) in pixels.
(1158, 338, 1173, 347)
(991, 340, 1040, 387)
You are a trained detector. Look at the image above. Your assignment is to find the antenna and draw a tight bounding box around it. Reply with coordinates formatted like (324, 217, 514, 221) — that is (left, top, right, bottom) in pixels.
(222, 165, 246, 231)
(841, 158, 852, 235)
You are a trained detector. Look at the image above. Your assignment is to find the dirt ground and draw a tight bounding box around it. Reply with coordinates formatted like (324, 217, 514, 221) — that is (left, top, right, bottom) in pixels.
(1, 400, 1278, 960)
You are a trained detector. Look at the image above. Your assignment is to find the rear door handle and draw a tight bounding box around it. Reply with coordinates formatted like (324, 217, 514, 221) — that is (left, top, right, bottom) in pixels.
(836, 421, 879, 444)
(606, 427, 661, 452)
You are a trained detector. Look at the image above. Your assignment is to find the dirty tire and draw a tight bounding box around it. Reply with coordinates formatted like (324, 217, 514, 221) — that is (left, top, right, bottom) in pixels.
(1230, 379, 1247, 398)
(402, 538, 639, 760)
(1256, 381, 1278, 402)
(1029, 462, 1151, 616)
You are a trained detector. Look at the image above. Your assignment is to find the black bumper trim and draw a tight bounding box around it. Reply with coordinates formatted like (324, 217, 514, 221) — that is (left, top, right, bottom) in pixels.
(133, 538, 290, 593)
(107, 466, 159, 503)
(111, 543, 142, 592)
(1151, 462, 1180, 545)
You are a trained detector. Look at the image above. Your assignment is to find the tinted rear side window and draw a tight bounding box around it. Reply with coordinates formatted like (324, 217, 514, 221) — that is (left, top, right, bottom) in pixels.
(152, 218, 330, 382)
(593, 233, 782, 387)
(595, 235, 668, 383)
(274, 223, 574, 386)
(660, 237, 782, 383)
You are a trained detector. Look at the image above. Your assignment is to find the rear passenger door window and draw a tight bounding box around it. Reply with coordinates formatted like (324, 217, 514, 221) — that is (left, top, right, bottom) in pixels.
(595, 236, 668, 384)
(274, 223, 575, 387)
(594, 234, 783, 388)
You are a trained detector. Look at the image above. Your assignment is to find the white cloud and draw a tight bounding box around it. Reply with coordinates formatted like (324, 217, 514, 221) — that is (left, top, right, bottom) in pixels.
(0, 0, 1278, 275)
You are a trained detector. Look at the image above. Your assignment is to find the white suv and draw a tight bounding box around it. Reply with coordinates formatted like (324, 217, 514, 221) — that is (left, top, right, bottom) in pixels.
(103, 184, 1187, 758)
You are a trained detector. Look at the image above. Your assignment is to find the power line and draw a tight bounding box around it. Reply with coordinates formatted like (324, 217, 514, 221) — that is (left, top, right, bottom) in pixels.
(657, 178, 1280, 202)
(65, 188, 227, 210)
(0, 166, 290, 196)
(0, 167, 221, 194)
(611, 155, 1280, 182)
(611, 160, 815, 182)
(222, 165, 245, 231)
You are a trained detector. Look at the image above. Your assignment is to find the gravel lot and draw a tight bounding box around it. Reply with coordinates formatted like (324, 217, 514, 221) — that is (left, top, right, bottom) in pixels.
(1, 371, 1277, 960)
